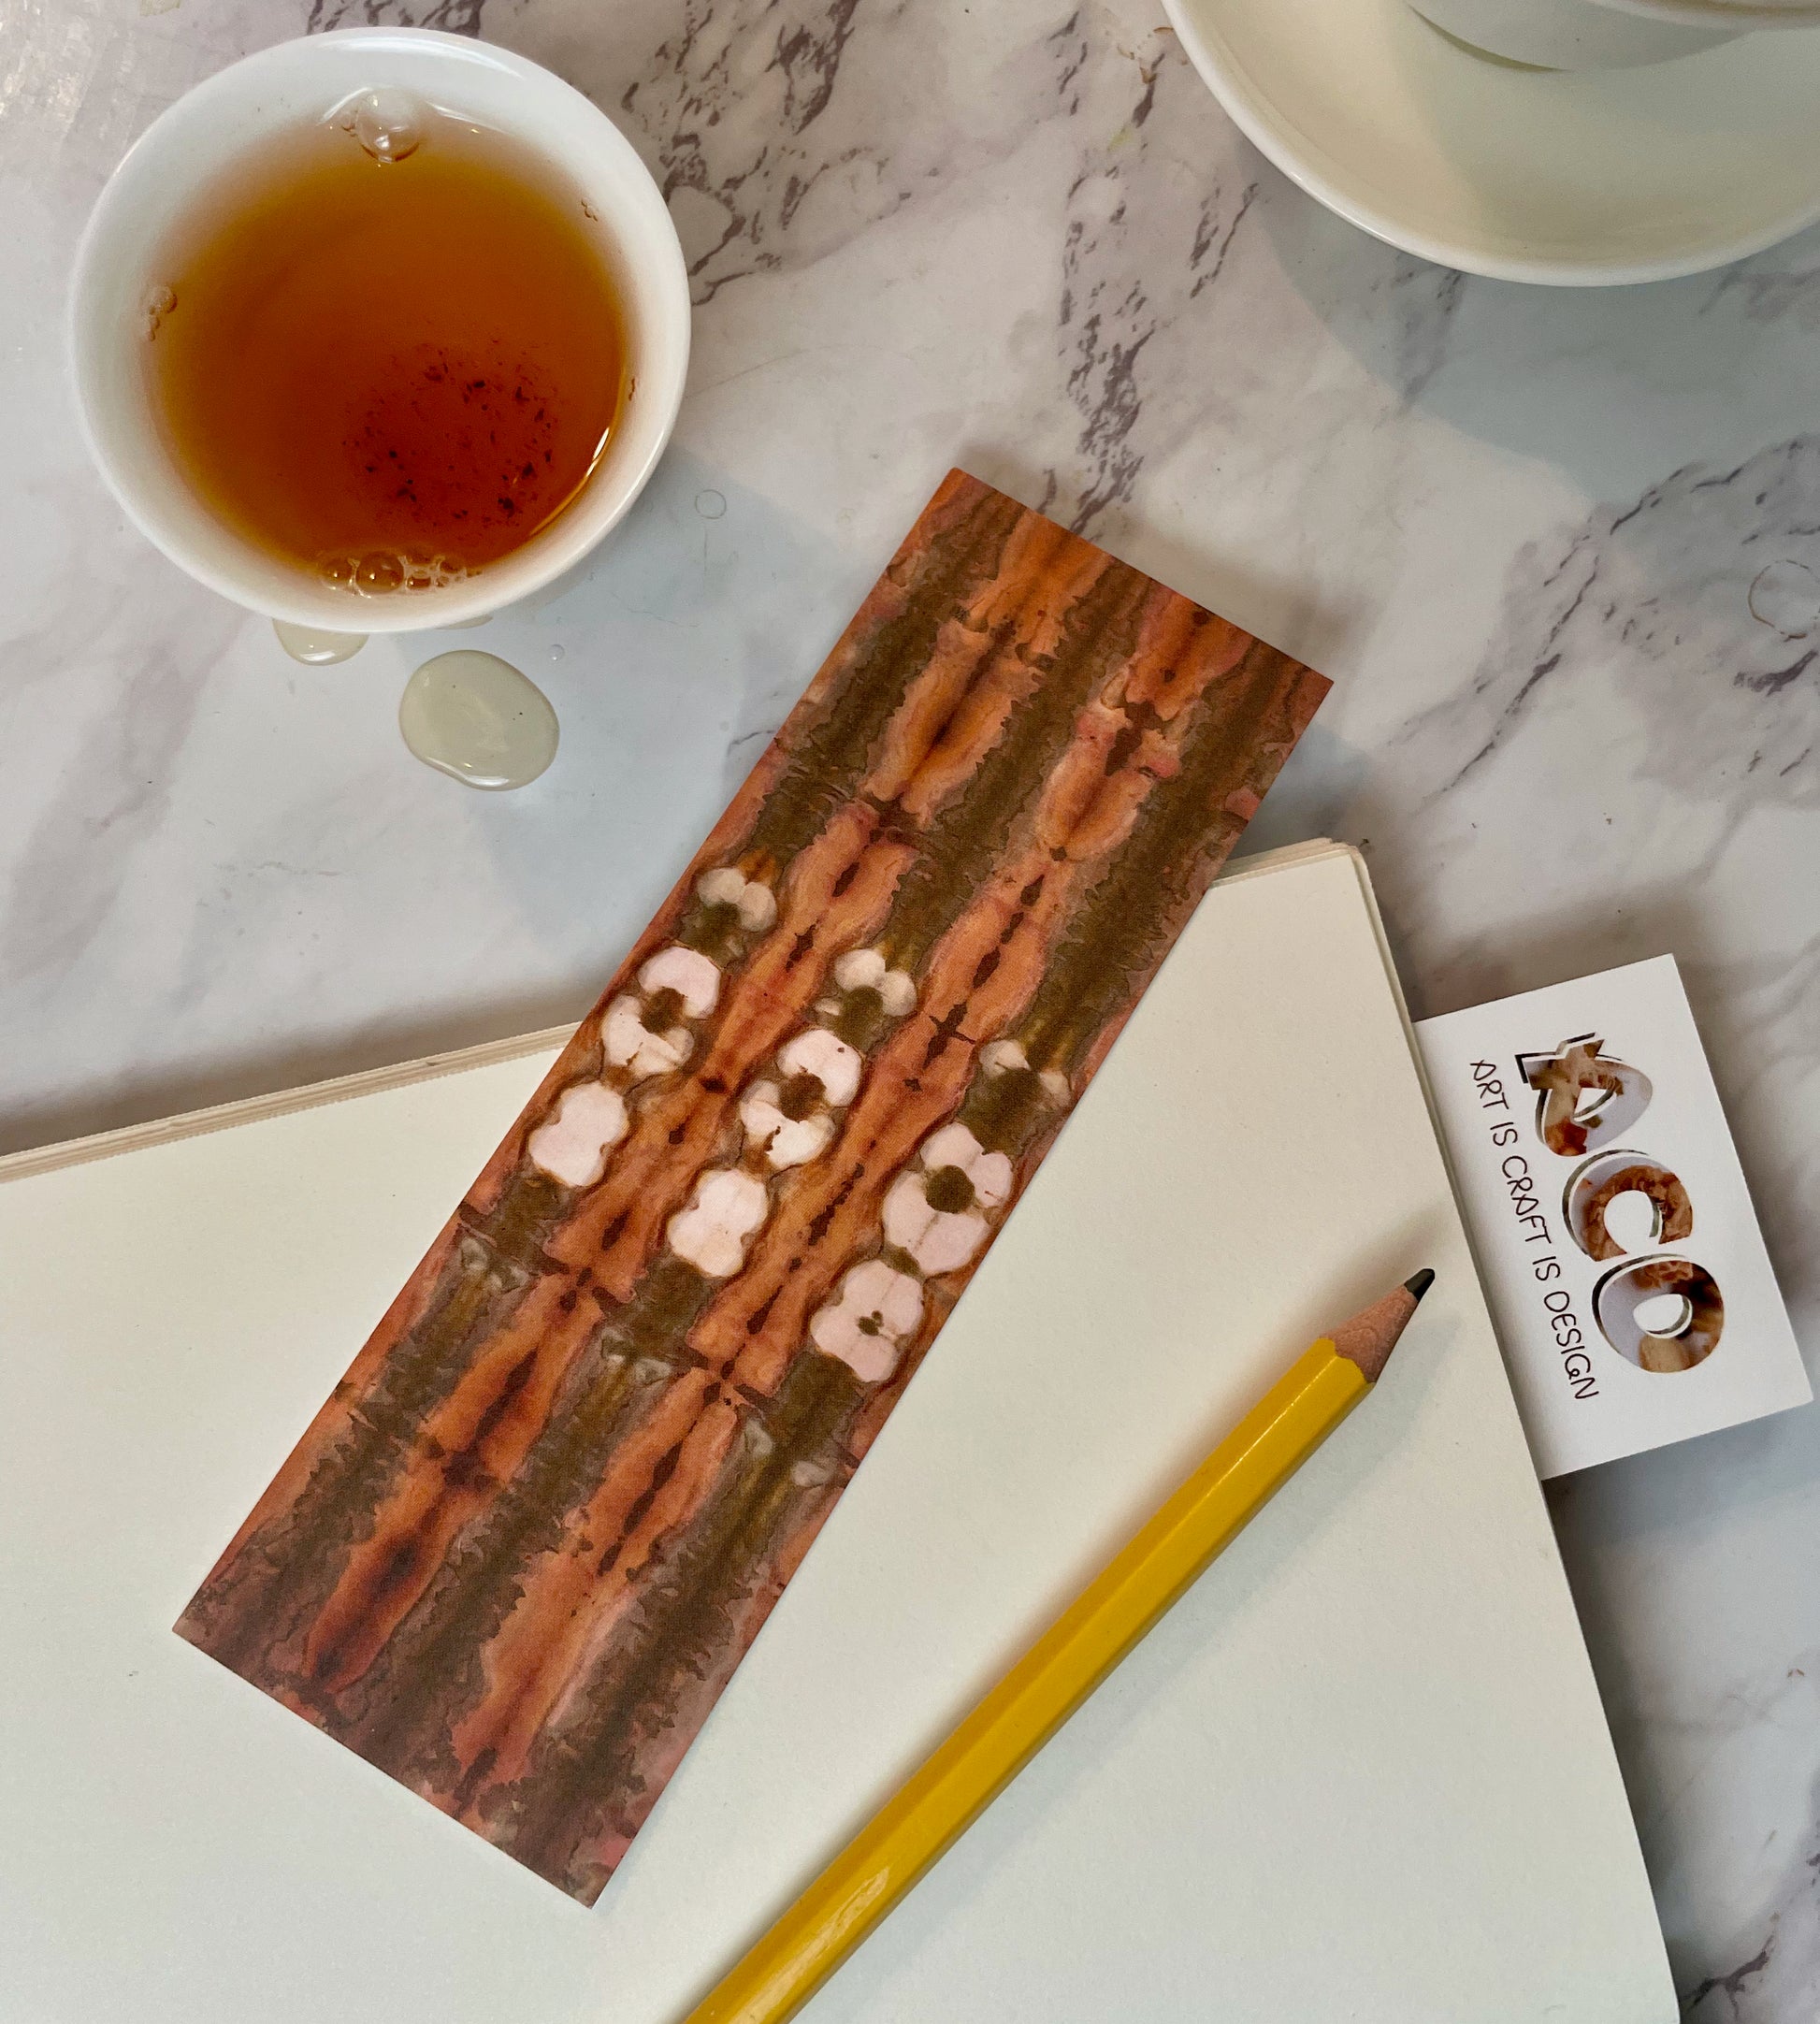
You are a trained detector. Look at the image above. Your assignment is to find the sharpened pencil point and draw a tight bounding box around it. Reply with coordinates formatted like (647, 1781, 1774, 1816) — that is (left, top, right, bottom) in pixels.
(1330, 1273, 1431, 1383)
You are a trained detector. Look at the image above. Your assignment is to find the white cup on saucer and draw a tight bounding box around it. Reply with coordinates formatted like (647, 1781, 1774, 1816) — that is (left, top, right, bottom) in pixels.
(1411, 0, 1820, 67)
(68, 28, 690, 638)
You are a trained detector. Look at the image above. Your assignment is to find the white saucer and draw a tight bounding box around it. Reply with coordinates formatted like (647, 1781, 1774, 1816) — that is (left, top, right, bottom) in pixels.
(1163, 0, 1820, 283)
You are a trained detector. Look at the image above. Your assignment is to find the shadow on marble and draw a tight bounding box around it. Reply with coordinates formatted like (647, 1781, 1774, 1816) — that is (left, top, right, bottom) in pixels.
(1258, 159, 1820, 502)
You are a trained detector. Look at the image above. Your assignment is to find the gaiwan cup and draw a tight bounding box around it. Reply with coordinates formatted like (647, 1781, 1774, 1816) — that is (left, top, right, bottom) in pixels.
(68, 28, 690, 634)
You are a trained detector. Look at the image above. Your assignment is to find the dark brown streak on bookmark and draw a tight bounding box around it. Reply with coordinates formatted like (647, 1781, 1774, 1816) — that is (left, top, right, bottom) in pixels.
(499, 1354, 864, 1893)
(334, 1258, 718, 1773)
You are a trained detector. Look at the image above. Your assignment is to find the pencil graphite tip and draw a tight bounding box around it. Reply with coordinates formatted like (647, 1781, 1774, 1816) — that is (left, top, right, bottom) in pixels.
(1331, 1269, 1435, 1383)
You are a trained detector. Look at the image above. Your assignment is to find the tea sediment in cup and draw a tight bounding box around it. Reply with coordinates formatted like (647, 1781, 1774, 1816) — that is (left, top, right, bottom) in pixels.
(141, 95, 628, 599)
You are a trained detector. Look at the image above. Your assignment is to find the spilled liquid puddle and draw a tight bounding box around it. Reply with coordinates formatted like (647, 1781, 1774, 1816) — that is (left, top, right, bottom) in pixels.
(271, 622, 555, 789)
(398, 650, 559, 789)
(273, 620, 368, 665)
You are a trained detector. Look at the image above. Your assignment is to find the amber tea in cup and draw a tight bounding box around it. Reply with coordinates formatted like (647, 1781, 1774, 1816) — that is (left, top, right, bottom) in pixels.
(142, 91, 628, 598)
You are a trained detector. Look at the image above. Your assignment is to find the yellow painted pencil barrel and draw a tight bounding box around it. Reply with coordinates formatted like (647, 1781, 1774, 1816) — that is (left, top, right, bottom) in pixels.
(685, 1274, 1429, 2024)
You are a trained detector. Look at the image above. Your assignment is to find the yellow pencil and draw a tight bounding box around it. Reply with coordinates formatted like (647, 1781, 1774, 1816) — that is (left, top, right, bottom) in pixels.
(683, 1269, 1435, 2024)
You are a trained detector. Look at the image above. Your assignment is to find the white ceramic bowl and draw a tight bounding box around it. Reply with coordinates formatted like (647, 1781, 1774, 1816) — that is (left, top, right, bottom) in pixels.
(1164, 0, 1820, 283)
(68, 28, 690, 632)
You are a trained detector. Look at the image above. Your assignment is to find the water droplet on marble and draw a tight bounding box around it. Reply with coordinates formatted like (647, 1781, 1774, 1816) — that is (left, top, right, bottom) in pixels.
(694, 488, 727, 520)
(399, 651, 558, 790)
(273, 620, 367, 665)
(549, 643, 565, 662)
(336, 87, 426, 165)
(1748, 558, 1820, 640)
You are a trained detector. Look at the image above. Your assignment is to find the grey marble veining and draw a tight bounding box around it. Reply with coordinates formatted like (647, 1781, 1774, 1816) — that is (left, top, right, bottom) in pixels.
(2, 0, 1817, 2012)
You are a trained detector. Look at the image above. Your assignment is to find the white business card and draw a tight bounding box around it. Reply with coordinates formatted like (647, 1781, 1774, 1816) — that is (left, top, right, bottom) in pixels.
(1416, 956, 1811, 1478)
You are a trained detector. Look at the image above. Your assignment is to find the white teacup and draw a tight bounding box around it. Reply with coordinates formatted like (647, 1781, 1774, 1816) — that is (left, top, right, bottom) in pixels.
(69, 28, 690, 634)
(1412, 0, 1820, 67)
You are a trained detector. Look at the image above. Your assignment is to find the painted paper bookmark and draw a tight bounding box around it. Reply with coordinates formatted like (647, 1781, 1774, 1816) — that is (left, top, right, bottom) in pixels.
(177, 471, 1330, 1902)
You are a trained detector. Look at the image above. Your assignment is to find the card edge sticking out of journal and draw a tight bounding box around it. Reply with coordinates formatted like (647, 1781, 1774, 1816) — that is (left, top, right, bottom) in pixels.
(1413, 951, 1812, 1480)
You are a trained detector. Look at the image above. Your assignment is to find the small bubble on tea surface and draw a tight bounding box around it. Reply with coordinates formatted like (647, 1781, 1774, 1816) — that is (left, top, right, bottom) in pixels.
(337, 88, 426, 165)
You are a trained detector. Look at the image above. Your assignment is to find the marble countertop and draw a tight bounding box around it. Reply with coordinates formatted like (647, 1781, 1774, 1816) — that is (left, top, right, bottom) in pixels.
(4, 0, 1817, 2012)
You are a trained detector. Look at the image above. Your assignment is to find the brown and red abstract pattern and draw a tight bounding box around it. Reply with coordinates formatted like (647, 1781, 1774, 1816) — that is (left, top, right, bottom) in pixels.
(177, 471, 1329, 1902)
